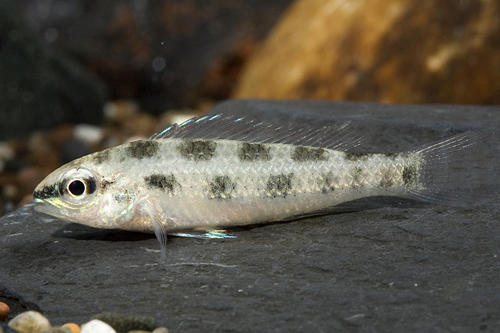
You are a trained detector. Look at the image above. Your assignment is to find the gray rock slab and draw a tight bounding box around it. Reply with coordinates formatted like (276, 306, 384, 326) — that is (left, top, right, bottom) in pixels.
(2, 100, 500, 332)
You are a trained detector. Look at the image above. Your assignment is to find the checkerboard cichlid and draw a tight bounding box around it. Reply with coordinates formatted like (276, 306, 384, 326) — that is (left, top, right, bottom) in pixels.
(32, 114, 498, 261)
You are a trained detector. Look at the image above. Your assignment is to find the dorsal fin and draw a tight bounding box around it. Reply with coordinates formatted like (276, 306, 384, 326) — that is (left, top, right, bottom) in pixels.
(150, 113, 374, 151)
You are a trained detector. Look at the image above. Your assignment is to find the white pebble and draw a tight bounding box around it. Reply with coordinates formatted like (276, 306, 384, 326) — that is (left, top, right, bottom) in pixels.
(81, 319, 116, 333)
(8, 310, 50, 333)
(0, 142, 14, 173)
(73, 124, 105, 146)
(0, 142, 14, 160)
(169, 114, 196, 126)
(152, 327, 170, 333)
(103, 100, 139, 121)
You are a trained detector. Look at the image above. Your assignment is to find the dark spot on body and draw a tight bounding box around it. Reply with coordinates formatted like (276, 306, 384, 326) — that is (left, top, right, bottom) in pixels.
(345, 152, 373, 161)
(126, 140, 159, 159)
(33, 184, 59, 200)
(402, 165, 418, 186)
(93, 150, 110, 164)
(114, 190, 133, 204)
(379, 169, 395, 189)
(101, 179, 114, 190)
(144, 174, 180, 194)
(238, 143, 271, 161)
(179, 140, 216, 161)
(292, 146, 328, 162)
(208, 175, 236, 200)
(351, 167, 365, 188)
(267, 173, 294, 198)
(383, 153, 398, 160)
(318, 172, 337, 194)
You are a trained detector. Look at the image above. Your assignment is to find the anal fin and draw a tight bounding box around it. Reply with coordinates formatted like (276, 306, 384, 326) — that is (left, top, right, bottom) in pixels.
(170, 229, 236, 239)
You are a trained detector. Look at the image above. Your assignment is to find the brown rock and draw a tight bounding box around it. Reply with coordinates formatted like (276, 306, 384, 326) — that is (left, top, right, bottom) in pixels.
(61, 323, 81, 333)
(234, 0, 500, 104)
(0, 302, 9, 322)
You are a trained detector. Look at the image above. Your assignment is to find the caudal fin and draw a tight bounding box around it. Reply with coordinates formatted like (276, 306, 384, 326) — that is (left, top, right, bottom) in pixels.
(407, 131, 500, 206)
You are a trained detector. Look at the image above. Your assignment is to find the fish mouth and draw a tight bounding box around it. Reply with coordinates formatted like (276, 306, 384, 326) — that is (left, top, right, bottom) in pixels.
(32, 197, 62, 215)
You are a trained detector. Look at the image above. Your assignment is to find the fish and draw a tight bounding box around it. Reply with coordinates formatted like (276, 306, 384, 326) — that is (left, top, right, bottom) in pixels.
(32, 114, 499, 262)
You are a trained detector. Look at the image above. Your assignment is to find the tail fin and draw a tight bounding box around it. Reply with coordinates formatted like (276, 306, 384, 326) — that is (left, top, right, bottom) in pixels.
(407, 131, 500, 206)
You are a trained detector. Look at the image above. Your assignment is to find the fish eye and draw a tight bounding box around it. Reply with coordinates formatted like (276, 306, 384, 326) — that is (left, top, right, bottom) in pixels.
(65, 177, 97, 198)
(59, 168, 99, 205)
(67, 180, 86, 196)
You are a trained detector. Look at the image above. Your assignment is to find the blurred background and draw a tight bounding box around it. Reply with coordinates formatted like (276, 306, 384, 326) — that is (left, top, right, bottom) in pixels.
(1, 0, 500, 213)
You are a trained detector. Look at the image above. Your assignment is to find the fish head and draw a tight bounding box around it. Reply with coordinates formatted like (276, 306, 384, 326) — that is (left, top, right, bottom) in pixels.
(33, 160, 138, 229)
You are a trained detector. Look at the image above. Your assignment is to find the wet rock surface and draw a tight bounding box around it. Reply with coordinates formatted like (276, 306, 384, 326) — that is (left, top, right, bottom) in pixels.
(2, 101, 500, 331)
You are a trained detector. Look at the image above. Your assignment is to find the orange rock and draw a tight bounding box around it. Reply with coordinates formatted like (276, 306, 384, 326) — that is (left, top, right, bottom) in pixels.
(234, 0, 500, 104)
(62, 322, 81, 333)
(0, 302, 9, 322)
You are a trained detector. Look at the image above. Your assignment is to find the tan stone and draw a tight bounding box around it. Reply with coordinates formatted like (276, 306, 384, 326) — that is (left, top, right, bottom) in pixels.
(152, 328, 169, 333)
(234, 0, 500, 104)
(8, 311, 50, 333)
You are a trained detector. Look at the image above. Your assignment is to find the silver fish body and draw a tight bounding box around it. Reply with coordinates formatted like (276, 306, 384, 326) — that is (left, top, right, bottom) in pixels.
(32, 114, 499, 260)
(34, 138, 419, 232)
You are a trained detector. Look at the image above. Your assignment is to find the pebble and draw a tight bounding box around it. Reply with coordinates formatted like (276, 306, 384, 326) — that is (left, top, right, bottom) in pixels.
(91, 313, 156, 333)
(0, 142, 15, 173)
(152, 328, 169, 333)
(81, 320, 116, 333)
(8, 311, 50, 333)
(73, 124, 104, 146)
(61, 323, 80, 333)
(0, 302, 9, 322)
(38, 327, 72, 333)
(103, 100, 139, 122)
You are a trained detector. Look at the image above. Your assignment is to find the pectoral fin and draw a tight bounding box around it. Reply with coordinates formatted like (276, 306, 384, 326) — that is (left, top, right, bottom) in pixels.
(137, 196, 169, 265)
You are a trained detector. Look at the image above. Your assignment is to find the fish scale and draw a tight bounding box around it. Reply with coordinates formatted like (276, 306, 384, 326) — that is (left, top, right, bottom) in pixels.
(32, 114, 500, 261)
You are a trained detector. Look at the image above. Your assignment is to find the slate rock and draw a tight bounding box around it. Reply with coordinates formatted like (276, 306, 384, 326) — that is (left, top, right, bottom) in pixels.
(0, 1, 107, 140)
(1, 101, 500, 332)
(234, 0, 500, 105)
